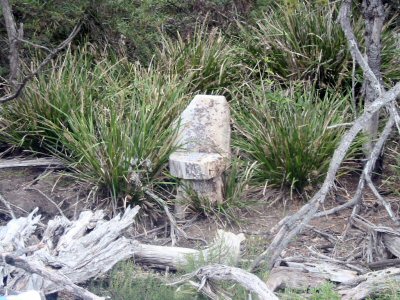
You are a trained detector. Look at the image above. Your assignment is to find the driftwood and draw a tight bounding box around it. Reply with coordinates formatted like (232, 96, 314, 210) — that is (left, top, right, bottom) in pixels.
(265, 258, 400, 299)
(134, 230, 245, 269)
(351, 215, 400, 262)
(172, 264, 278, 300)
(0, 207, 245, 298)
(266, 257, 359, 292)
(339, 267, 400, 300)
(0, 158, 63, 169)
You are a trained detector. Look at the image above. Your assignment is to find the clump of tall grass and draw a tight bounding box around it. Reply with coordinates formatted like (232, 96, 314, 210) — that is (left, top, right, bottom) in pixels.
(232, 83, 359, 192)
(157, 23, 238, 95)
(0, 48, 190, 204)
(238, 1, 400, 90)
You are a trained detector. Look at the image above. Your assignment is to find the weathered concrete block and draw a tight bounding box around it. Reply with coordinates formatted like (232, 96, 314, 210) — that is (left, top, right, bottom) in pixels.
(169, 95, 231, 219)
(169, 152, 227, 180)
(175, 95, 231, 157)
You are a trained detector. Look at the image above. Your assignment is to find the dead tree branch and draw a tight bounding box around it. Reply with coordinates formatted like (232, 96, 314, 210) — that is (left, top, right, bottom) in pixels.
(1, 253, 104, 300)
(1, 0, 22, 87)
(250, 82, 400, 272)
(172, 264, 278, 300)
(0, 23, 81, 104)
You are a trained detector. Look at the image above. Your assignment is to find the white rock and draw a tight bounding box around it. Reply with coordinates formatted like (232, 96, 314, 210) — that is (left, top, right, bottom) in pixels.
(169, 95, 231, 218)
(169, 152, 227, 180)
(175, 95, 231, 157)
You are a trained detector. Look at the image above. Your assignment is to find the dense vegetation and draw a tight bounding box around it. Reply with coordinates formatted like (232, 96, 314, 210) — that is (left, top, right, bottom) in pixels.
(1, 0, 399, 207)
(1, 0, 400, 298)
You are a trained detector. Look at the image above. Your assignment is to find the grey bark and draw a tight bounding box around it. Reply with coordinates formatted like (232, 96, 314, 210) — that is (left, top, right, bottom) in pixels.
(361, 0, 386, 154)
(1, 0, 22, 88)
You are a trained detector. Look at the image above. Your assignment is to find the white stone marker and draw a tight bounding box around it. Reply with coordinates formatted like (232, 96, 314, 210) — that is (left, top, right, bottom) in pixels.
(169, 95, 231, 219)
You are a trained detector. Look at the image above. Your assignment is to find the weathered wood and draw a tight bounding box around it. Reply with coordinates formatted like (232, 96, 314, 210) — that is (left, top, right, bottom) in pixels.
(339, 267, 400, 300)
(351, 215, 400, 262)
(0, 158, 64, 169)
(266, 267, 327, 291)
(369, 258, 400, 270)
(173, 264, 278, 300)
(250, 83, 400, 271)
(250, 0, 400, 272)
(1, 253, 104, 300)
(1, 0, 21, 87)
(0, 207, 245, 297)
(134, 230, 245, 269)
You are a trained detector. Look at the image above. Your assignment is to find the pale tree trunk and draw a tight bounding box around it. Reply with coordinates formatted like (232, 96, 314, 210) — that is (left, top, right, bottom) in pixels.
(1, 0, 22, 89)
(362, 0, 385, 154)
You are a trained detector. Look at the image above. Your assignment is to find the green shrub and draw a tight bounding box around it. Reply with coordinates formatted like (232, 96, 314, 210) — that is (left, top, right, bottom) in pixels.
(0, 48, 190, 203)
(157, 24, 238, 95)
(232, 83, 358, 192)
(238, 2, 400, 91)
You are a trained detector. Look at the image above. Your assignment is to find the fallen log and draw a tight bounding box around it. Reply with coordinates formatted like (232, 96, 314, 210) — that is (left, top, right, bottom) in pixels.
(266, 259, 358, 292)
(172, 264, 278, 300)
(0, 207, 245, 297)
(339, 267, 400, 300)
(0, 158, 64, 169)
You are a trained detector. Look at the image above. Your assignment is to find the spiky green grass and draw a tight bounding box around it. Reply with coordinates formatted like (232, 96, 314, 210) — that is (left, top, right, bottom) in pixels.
(0, 48, 190, 204)
(232, 83, 359, 192)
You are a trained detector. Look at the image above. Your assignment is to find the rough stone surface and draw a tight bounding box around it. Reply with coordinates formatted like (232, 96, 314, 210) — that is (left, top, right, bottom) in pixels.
(169, 95, 231, 218)
(174, 95, 230, 156)
(169, 152, 226, 180)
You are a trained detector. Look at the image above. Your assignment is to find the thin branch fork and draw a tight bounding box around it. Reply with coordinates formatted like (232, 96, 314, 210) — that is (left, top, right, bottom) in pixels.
(0, 23, 81, 104)
(251, 82, 400, 272)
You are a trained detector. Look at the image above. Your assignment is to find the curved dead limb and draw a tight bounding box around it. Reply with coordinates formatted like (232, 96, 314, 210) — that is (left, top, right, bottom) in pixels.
(1, 253, 104, 300)
(250, 83, 400, 272)
(172, 264, 278, 300)
(315, 115, 395, 219)
(366, 176, 399, 225)
(0, 23, 81, 104)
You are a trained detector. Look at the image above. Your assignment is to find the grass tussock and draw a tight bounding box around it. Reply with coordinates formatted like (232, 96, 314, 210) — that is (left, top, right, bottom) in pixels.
(158, 23, 237, 95)
(0, 48, 190, 204)
(232, 83, 359, 192)
(237, 2, 400, 90)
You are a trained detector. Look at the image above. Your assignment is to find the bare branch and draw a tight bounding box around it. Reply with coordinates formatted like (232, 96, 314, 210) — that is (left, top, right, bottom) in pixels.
(251, 82, 400, 271)
(0, 23, 81, 104)
(1, 253, 104, 300)
(18, 37, 52, 52)
(0, 192, 15, 219)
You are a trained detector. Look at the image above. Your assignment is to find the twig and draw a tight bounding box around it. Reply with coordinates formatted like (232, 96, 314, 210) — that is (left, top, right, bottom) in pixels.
(0, 192, 15, 219)
(365, 176, 399, 225)
(25, 187, 66, 218)
(0, 23, 81, 104)
(145, 190, 187, 246)
(18, 37, 51, 52)
(306, 225, 337, 244)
